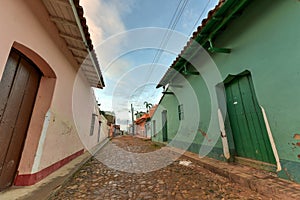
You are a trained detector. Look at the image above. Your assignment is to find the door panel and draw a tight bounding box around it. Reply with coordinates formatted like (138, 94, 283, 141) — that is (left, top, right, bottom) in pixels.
(152, 120, 156, 137)
(0, 50, 41, 190)
(0, 52, 20, 122)
(0, 53, 30, 175)
(226, 82, 246, 156)
(248, 77, 276, 163)
(162, 110, 168, 142)
(239, 76, 267, 161)
(97, 121, 101, 142)
(226, 74, 275, 164)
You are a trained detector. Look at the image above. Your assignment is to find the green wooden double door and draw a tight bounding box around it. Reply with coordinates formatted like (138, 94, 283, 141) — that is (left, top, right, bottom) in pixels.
(225, 74, 275, 164)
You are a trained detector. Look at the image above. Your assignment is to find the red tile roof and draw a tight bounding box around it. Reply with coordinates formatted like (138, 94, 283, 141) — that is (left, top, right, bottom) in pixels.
(170, 0, 226, 71)
(157, 0, 251, 88)
(156, 0, 226, 88)
(135, 105, 158, 124)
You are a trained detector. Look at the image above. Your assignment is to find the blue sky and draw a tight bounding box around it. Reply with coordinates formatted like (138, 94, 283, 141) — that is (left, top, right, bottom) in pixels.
(81, 0, 218, 129)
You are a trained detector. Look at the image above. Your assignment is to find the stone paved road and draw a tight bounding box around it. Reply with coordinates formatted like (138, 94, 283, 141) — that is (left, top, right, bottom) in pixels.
(50, 136, 268, 200)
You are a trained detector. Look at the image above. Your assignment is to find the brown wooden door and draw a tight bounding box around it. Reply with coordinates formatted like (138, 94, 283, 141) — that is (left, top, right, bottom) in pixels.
(0, 50, 41, 190)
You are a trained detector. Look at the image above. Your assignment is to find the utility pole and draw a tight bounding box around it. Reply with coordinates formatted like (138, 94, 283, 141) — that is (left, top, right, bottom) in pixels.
(126, 120, 129, 134)
(131, 103, 134, 135)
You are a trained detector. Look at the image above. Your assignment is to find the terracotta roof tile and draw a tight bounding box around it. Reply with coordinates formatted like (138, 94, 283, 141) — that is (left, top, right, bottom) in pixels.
(169, 0, 225, 70)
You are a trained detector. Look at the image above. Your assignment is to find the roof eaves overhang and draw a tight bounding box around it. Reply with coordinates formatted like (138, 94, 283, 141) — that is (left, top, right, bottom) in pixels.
(42, 0, 105, 88)
(157, 0, 252, 88)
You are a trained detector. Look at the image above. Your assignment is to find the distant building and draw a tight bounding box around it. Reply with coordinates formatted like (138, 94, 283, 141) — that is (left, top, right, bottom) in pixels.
(135, 105, 158, 138)
(104, 112, 116, 126)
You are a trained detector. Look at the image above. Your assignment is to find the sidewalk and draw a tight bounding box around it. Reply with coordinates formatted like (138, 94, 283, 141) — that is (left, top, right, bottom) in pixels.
(0, 138, 110, 200)
(167, 146, 300, 199)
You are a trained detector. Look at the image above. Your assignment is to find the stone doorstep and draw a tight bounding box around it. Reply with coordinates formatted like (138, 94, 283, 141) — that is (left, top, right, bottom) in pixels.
(165, 146, 300, 199)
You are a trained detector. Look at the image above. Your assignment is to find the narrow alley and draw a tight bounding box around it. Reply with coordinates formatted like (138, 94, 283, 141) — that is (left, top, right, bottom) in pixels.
(1, 1, 300, 199)
(50, 136, 266, 200)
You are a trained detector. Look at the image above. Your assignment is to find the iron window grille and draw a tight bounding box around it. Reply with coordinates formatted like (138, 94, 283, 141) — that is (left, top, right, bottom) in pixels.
(178, 104, 184, 120)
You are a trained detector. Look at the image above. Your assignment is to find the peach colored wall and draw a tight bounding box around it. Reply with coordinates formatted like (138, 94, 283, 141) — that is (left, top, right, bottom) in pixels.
(0, 1, 97, 174)
(109, 124, 114, 137)
(136, 121, 146, 136)
(99, 114, 109, 141)
(73, 69, 100, 151)
(93, 101, 110, 144)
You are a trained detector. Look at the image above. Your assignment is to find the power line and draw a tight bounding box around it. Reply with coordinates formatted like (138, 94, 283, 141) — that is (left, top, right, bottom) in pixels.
(135, 0, 189, 104)
(150, 0, 189, 68)
(133, 0, 213, 109)
(148, 0, 213, 83)
(188, 0, 211, 37)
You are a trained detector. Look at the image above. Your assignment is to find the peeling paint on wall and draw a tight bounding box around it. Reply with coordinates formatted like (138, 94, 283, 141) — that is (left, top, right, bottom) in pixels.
(199, 129, 207, 137)
(50, 111, 75, 136)
(283, 167, 294, 181)
(61, 121, 73, 135)
(290, 143, 297, 151)
(198, 129, 212, 142)
(293, 134, 300, 140)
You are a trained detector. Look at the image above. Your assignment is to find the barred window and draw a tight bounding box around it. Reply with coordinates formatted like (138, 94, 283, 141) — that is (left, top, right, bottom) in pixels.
(178, 104, 184, 120)
(97, 121, 102, 142)
(90, 113, 97, 136)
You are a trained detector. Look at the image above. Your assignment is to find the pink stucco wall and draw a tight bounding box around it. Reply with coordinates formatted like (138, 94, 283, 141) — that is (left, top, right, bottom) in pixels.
(99, 114, 110, 141)
(0, 0, 101, 178)
(73, 69, 101, 152)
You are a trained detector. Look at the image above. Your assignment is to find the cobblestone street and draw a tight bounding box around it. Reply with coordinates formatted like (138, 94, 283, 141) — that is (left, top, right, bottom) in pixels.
(51, 136, 267, 200)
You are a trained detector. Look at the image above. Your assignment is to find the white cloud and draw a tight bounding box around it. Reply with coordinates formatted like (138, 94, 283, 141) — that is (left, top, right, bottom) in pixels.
(81, 0, 130, 40)
(81, 0, 136, 117)
(80, 1, 182, 128)
(80, 0, 134, 69)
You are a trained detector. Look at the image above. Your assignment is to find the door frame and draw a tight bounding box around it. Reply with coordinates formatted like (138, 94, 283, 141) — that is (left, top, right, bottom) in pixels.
(1, 43, 57, 186)
(162, 110, 168, 142)
(217, 70, 278, 170)
(0, 49, 42, 189)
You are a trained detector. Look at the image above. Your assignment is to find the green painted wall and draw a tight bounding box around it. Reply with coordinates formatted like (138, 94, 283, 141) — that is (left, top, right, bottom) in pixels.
(152, 92, 180, 143)
(153, 0, 300, 182)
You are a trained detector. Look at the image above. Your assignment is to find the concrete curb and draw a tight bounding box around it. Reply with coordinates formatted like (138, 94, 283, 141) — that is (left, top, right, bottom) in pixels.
(167, 146, 300, 199)
(0, 138, 111, 200)
(46, 151, 93, 200)
(47, 138, 111, 199)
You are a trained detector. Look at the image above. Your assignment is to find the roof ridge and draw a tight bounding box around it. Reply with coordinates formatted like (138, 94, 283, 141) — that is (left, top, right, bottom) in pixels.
(169, 0, 226, 69)
(73, 0, 105, 87)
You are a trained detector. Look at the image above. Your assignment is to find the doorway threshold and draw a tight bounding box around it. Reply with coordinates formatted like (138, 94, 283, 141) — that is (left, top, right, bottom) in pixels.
(235, 156, 277, 172)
